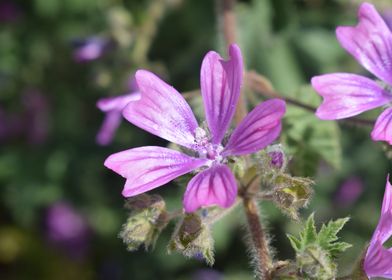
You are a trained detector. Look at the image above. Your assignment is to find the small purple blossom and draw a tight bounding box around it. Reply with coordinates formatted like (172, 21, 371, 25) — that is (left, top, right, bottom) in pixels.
(45, 202, 90, 259)
(334, 176, 363, 207)
(192, 268, 224, 280)
(104, 44, 286, 213)
(96, 92, 141, 145)
(364, 176, 392, 279)
(311, 3, 392, 145)
(0, 1, 21, 23)
(22, 90, 49, 144)
(0, 89, 49, 144)
(72, 37, 110, 63)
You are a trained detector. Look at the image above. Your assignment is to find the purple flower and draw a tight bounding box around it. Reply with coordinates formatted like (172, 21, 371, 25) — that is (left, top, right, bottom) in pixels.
(192, 269, 223, 280)
(334, 176, 363, 207)
(0, 89, 49, 144)
(364, 176, 392, 279)
(311, 3, 392, 144)
(96, 92, 141, 145)
(45, 202, 90, 259)
(104, 44, 286, 213)
(0, 1, 21, 23)
(22, 90, 49, 144)
(72, 37, 110, 62)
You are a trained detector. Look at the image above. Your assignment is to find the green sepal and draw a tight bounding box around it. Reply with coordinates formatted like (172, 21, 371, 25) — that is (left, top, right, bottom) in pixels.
(119, 194, 168, 252)
(168, 213, 214, 265)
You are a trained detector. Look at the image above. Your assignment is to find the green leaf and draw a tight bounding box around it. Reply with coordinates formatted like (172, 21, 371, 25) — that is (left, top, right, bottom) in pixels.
(286, 214, 352, 279)
(300, 213, 317, 247)
(318, 217, 351, 256)
(287, 234, 301, 252)
(283, 85, 342, 176)
(328, 242, 352, 257)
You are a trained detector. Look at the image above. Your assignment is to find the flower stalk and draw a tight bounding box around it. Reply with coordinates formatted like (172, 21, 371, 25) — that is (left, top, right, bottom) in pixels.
(218, 0, 247, 124)
(243, 197, 273, 280)
(218, 1, 274, 278)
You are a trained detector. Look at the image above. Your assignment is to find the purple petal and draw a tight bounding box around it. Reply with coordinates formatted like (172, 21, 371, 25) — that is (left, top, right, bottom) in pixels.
(96, 93, 141, 146)
(312, 73, 392, 119)
(73, 37, 109, 63)
(364, 240, 392, 279)
(336, 3, 392, 84)
(96, 111, 122, 146)
(200, 44, 243, 144)
(223, 99, 285, 156)
(364, 176, 392, 278)
(371, 107, 392, 145)
(375, 175, 392, 243)
(382, 10, 392, 32)
(104, 146, 207, 197)
(123, 70, 199, 149)
(183, 164, 237, 213)
(97, 92, 141, 113)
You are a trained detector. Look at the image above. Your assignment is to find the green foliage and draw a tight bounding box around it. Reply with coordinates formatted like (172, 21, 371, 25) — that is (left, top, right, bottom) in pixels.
(283, 86, 342, 176)
(286, 214, 351, 280)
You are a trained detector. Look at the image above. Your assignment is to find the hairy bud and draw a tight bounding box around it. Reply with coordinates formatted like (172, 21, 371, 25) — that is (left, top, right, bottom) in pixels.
(168, 213, 214, 265)
(119, 194, 168, 251)
(272, 174, 314, 220)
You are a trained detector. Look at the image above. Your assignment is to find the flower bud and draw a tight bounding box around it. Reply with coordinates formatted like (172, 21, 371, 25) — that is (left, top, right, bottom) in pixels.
(119, 194, 168, 251)
(168, 213, 214, 265)
(272, 174, 314, 220)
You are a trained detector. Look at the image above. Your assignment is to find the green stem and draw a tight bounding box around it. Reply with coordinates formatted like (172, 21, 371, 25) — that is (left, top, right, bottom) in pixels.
(132, 0, 168, 65)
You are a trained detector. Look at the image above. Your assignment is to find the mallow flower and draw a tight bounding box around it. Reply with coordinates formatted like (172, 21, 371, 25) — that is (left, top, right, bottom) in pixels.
(311, 2, 392, 144)
(364, 176, 392, 279)
(104, 44, 286, 213)
(72, 37, 110, 62)
(96, 91, 141, 146)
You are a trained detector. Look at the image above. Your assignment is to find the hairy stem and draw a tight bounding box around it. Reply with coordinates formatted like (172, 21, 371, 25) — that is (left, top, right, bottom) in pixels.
(243, 197, 272, 280)
(132, 0, 169, 65)
(217, 0, 247, 124)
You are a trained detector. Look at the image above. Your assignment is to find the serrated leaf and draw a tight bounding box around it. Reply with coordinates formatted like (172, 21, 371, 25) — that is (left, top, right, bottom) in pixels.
(287, 234, 301, 252)
(318, 217, 350, 251)
(328, 242, 352, 257)
(300, 213, 317, 247)
(287, 214, 351, 279)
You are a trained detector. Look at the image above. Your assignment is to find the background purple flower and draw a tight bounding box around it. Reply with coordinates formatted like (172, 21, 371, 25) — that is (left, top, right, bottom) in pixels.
(192, 268, 224, 280)
(22, 90, 49, 145)
(311, 3, 392, 145)
(334, 176, 363, 207)
(72, 37, 110, 63)
(0, 89, 49, 145)
(44, 202, 91, 259)
(96, 77, 141, 146)
(0, 1, 21, 22)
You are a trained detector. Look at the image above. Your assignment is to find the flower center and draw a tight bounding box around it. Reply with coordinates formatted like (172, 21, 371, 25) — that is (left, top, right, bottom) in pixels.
(194, 127, 224, 165)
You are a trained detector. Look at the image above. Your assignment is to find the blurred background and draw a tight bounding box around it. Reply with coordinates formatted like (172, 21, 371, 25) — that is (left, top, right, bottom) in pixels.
(0, 0, 392, 279)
